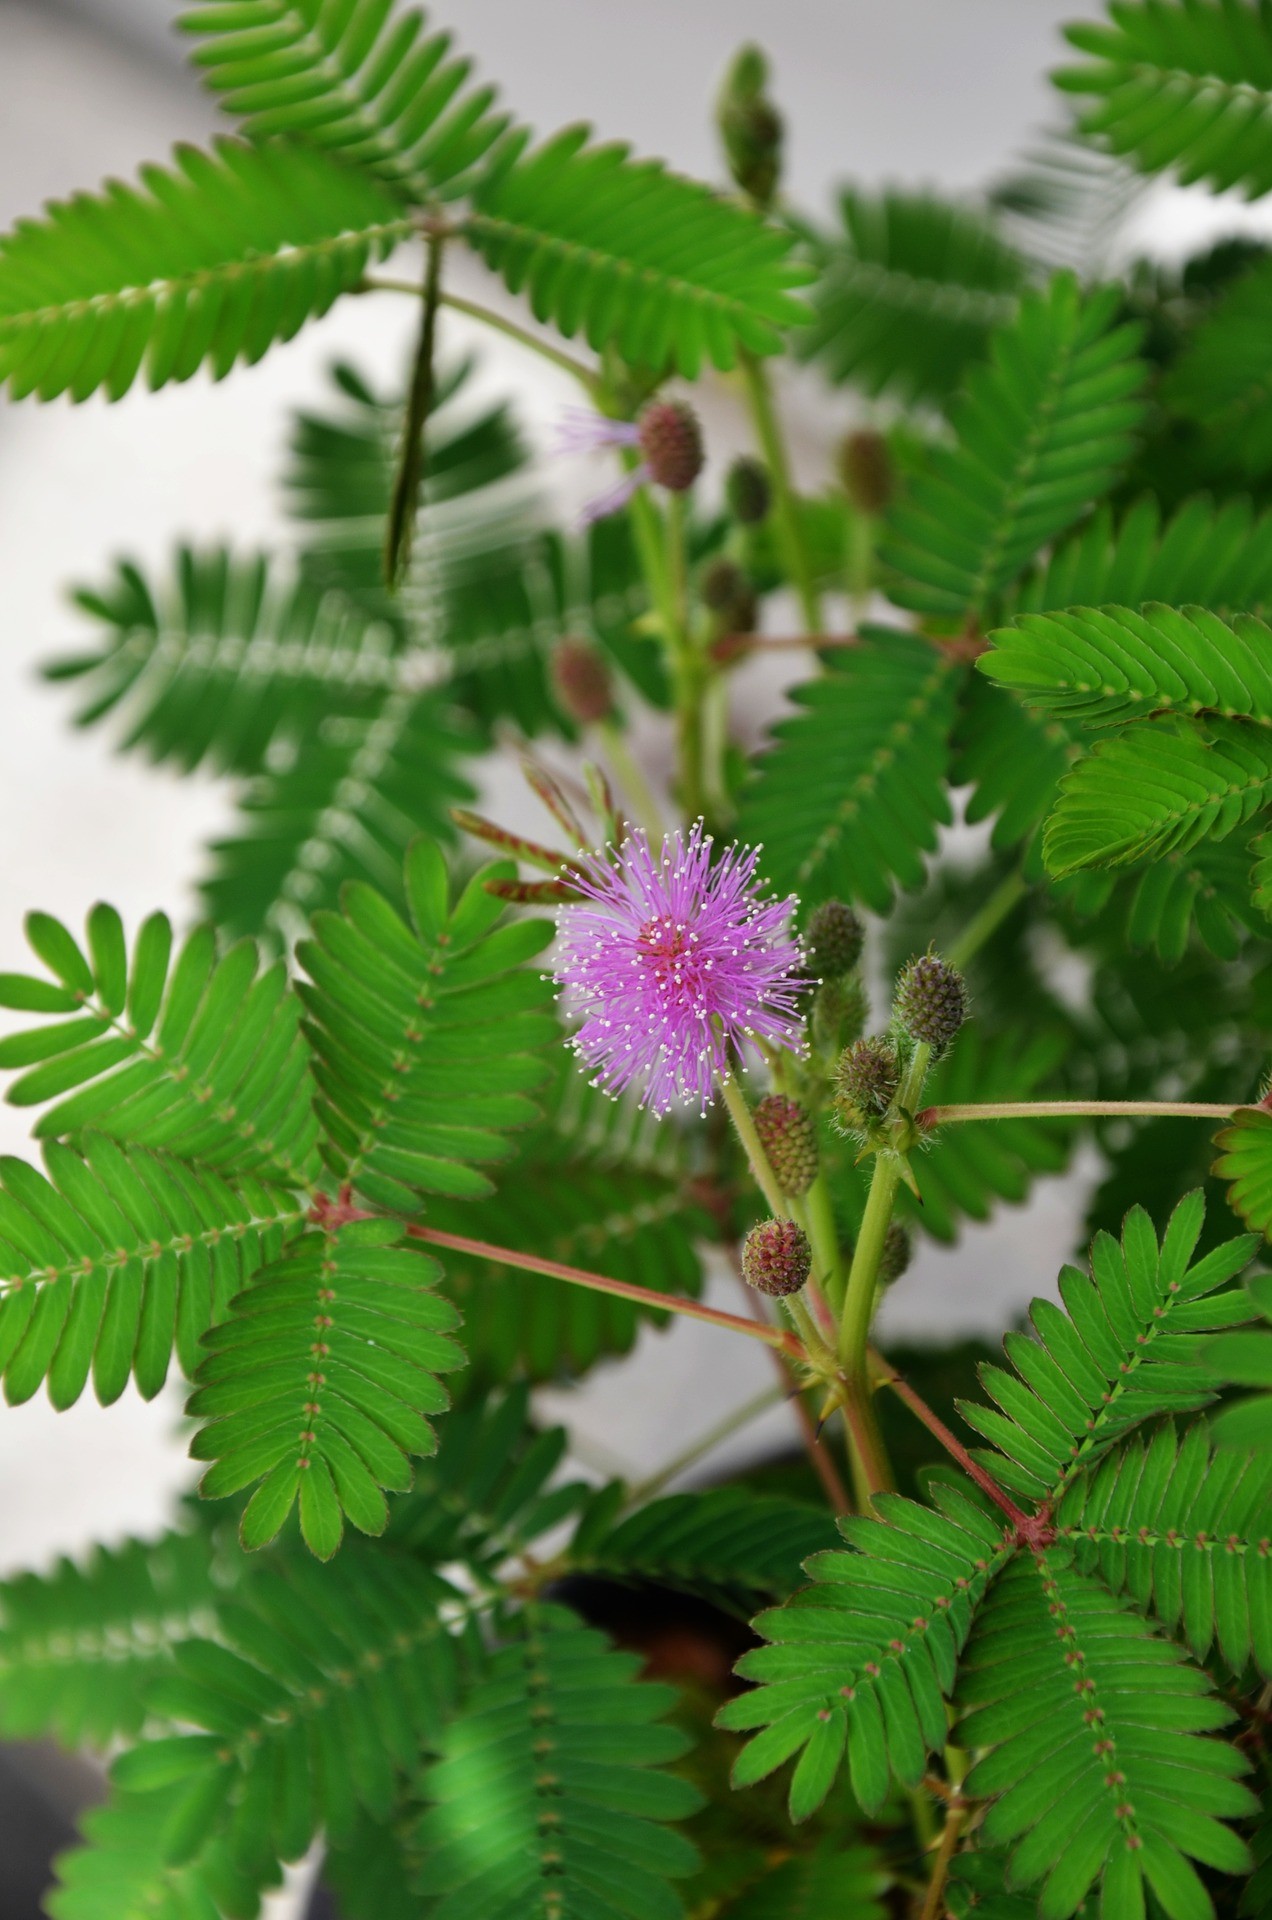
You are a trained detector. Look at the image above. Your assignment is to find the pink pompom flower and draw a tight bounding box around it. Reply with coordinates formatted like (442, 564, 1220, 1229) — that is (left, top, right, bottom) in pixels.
(553, 823, 806, 1115)
(553, 401, 704, 525)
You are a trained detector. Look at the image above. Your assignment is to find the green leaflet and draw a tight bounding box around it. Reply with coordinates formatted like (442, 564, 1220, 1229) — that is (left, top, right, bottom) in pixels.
(1013, 495, 1272, 617)
(179, 0, 511, 203)
(415, 1602, 702, 1920)
(983, 603, 1272, 729)
(735, 628, 958, 913)
(797, 188, 1025, 403)
(298, 841, 555, 1211)
(1055, 1423, 1272, 1679)
(716, 1486, 1010, 1820)
(463, 125, 813, 376)
(1167, 254, 1272, 479)
(0, 139, 412, 403)
(0, 1528, 219, 1748)
(1056, 2, 1272, 199)
(958, 1551, 1255, 1920)
(47, 1783, 270, 1920)
(1214, 1109, 1272, 1249)
(188, 1218, 465, 1556)
(0, 1140, 302, 1410)
(1043, 714, 1272, 877)
(882, 274, 1147, 619)
(957, 1191, 1257, 1502)
(0, 904, 320, 1186)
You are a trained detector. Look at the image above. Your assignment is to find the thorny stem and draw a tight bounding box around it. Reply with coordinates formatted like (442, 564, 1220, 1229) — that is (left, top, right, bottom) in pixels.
(918, 1099, 1243, 1128)
(361, 278, 602, 391)
(738, 352, 822, 632)
(406, 1224, 805, 1359)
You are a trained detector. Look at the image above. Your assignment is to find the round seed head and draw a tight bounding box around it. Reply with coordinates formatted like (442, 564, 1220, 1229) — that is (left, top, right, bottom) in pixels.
(550, 636, 614, 726)
(878, 1221, 912, 1288)
(834, 1037, 899, 1123)
(742, 1217, 811, 1297)
(806, 900, 865, 979)
(753, 1094, 818, 1196)
(895, 952, 967, 1051)
(638, 401, 704, 493)
(725, 455, 771, 526)
(838, 429, 894, 516)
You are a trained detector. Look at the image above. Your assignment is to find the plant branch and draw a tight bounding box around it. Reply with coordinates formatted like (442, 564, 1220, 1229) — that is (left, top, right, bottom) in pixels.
(868, 1347, 1032, 1532)
(947, 866, 1030, 970)
(719, 1072, 789, 1218)
(917, 1098, 1243, 1128)
(920, 1794, 968, 1920)
(362, 277, 601, 390)
(406, 1223, 805, 1359)
(738, 352, 822, 632)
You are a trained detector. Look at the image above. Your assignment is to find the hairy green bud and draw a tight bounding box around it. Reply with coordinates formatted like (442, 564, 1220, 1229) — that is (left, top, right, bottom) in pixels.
(806, 900, 865, 980)
(813, 972, 868, 1053)
(753, 1094, 818, 1196)
(838, 429, 894, 517)
(724, 455, 771, 526)
(701, 557, 758, 633)
(895, 952, 967, 1052)
(834, 1037, 899, 1123)
(742, 1216, 811, 1297)
(878, 1220, 912, 1288)
(717, 45, 784, 207)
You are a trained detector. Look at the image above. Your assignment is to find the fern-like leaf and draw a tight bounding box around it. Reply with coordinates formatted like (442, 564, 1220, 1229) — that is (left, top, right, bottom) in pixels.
(735, 629, 958, 912)
(956, 1191, 1257, 1502)
(463, 125, 812, 375)
(881, 275, 1147, 619)
(716, 1486, 1010, 1819)
(1056, 1422, 1272, 1678)
(180, 0, 510, 202)
(1214, 1107, 1272, 1249)
(1015, 494, 1272, 616)
(1167, 254, 1272, 479)
(48, 1782, 270, 1920)
(0, 139, 411, 402)
(1056, 3, 1272, 199)
(415, 1600, 702, 1920)
(189, 1217, 465, 1556)
(0, 904, 319, 1186)
(797, 189, 1025, 403)
(299, 842, 554, 1212)
(958, 1551, 1255, 1918)
(1043, 714, 1272, 876)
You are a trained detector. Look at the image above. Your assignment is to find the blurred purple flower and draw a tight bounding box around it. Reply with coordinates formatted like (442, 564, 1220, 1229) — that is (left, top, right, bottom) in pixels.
(554, 823, 805, 1115)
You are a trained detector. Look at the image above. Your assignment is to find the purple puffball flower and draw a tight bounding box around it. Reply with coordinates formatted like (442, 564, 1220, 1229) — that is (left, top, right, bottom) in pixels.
(553, 823, 807, 1116)
(553, 402, 705, 526)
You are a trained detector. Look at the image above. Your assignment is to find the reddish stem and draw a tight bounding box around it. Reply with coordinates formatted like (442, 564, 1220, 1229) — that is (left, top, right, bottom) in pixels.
(408, 1224, 806, 1360)
(868, 1347, 1042, 1538)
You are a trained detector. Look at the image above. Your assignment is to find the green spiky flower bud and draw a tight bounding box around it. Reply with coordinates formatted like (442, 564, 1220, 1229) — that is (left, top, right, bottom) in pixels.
(701, 557, 758, 633)
(878, 1221, 912, 1288)
(834, 1037, 899, 1124)
(725, 455, 771, 526)
(806, 900, 865, 980)
(813, 972, 868, 1053)
(742, 1216, 811, 1297)
(753, 1095, 818, 1196)
(717, 45, 784, 207)
(895, 952, 967, 1052)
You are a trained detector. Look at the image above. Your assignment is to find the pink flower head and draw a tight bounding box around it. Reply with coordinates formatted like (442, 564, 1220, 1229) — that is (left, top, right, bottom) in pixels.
(553, 824, 807, 1116)
(553, 402, 704, 526)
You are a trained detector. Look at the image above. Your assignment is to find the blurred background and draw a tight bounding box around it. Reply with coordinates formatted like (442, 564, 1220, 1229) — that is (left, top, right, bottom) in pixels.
(1, 2, 1271, 1905)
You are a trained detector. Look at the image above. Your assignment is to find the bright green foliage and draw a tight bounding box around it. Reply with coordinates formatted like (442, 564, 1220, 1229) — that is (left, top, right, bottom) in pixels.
(900, 1027, 1075, 1241)
(1214, 1108, 1272, 1245)
(946, 1849, 1037, 1920)
(1044, 715, 1272, 876)
(52, 550, 406, 776)
(0, 903, 319, 1185)
(0, 139, 411, 402)
(414, 1602, 702, 1920)
(983, 603, 1272, 728)
(463, 126, 812, 375)
(1056, 1422, 1272, 1677)
(958, 1551, 1255, 1920)
(180, 0, 510, 202)
(298, 843, 554, 1210)
(188, 1218, 465, 1557)
(717, 1485, 1010, 1819)
(0, 1528, 218, 1748)
(798, 189, 1025, 403)
(569, 1486, 839, 1613)
(1203, 1267, 1272, 1448)
(1056, 2, 1272, 198)
(953, 677, 1076, 861)
(717, 1846, 887, 1918)
(737, 630, 958, 912)
(1124, 832, 1269, 960)
(881, 276, 1147, 619)
(48, 1784, 270, 1920)
(1013, 495, 1272, 617)
(0, 1140, 301, 1408)
(958, 1192, 1256, 1501)
(1168, 256, 1272, 478)
(197, 688, 476, 942)
(66, 1545, 470, 1914)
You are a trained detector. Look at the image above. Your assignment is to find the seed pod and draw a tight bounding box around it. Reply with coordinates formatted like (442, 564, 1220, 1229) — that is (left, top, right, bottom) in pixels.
(878, 1221, 912, 1287)
(753, 1094, 818, 1196)
(895, 952, 967, 1051)
(742, 1216, 811, 1297)
(550, 637, 614, 726)
(834, 1037, 899, 1123)
(838, 429, 894, 516)
(806, 900, 864, 980)
(638, 401, 704, 493)
(725, 455, 771, 526)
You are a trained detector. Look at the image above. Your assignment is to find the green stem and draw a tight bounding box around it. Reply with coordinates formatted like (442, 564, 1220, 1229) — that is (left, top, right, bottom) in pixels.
(919, 1098, 1241, 1127)
(804, 1171, 847, 1314)
(719, 1073, 788, 1219)
(626, 1384, 785, 1503)
(846, 509, 876, 621)
(362, 278, 601, 391)
(597, 721, 664, 840)
(739, 352, 822, 632)
(947, 866, 1030, 970)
